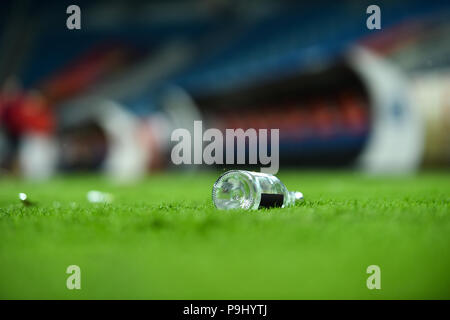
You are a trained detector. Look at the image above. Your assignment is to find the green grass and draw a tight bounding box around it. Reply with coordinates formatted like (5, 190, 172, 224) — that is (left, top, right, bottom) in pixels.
(0, 170, 449, 299)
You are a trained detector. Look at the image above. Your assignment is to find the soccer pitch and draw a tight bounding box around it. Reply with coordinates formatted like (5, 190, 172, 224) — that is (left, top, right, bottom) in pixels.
(0, 171, 449, 299)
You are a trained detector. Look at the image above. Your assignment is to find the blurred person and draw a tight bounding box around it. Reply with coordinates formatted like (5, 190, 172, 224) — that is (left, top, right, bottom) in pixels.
(0, 77, 58, 180)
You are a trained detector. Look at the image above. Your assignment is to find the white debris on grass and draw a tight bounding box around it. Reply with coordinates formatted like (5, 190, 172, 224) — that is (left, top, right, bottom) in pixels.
(87, 190, 113, 204)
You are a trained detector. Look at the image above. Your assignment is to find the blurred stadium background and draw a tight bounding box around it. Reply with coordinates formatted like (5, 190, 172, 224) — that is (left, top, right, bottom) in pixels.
(0, 0, 449, 180)
(1, 0, 450, 300)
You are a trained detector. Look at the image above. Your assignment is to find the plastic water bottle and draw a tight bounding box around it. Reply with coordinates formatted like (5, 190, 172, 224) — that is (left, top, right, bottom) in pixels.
(212, 170, 303, 210)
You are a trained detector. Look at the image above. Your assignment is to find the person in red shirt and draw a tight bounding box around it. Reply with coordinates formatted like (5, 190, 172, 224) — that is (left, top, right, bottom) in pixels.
(0, 77, 55, 175)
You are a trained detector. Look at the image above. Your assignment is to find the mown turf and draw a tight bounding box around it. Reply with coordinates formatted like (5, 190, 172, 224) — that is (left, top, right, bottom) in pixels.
(0, 170, 449, 299)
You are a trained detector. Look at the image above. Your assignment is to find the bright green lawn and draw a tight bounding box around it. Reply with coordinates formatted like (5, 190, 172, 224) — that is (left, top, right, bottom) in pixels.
(0, 171, 449, 299)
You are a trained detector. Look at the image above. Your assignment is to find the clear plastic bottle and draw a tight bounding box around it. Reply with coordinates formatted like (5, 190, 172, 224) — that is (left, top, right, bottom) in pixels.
(212, 170, 303, 210)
